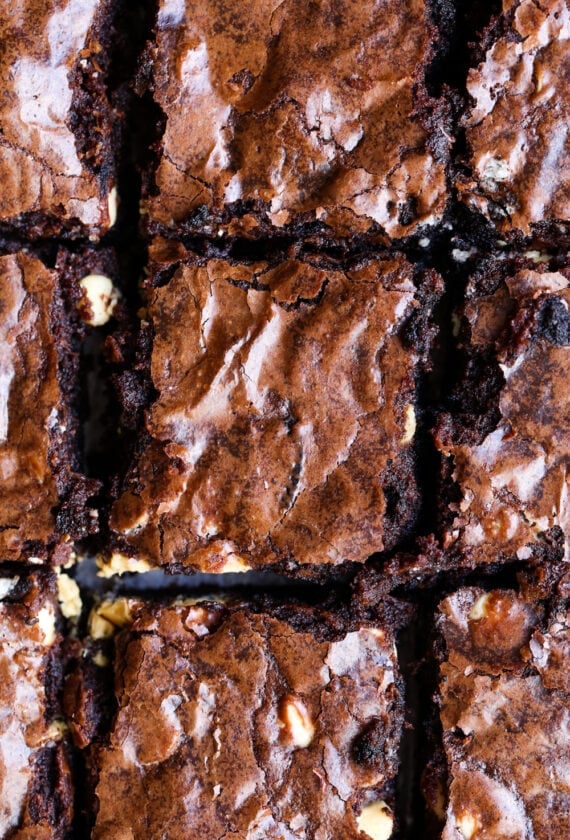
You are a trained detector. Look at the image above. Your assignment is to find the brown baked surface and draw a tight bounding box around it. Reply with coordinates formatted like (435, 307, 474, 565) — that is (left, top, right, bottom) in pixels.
(109, 247, 441, 574)
(90, 598, 403, 839)
(0, 0, 119, 237)
(435, 260, 570, 569)
(435, 587, 570, 838)
(457, 0, 570, 236)
(142, 0, 448, 239)
(0, 572, 73, 838)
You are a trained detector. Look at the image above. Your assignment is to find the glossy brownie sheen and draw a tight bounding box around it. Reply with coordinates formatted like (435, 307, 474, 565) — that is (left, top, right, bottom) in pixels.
(458, 0, 570, 236)
(110, 249, 436, 574)
(435, 587, 570, 839)
(0, 251, 106, 562)
(0, 572, 73, 838)
(91, 599, 402, 839)
(144, 0, 447, 238)
(435, 265, 570, 567)
(0, 0, 117, 236)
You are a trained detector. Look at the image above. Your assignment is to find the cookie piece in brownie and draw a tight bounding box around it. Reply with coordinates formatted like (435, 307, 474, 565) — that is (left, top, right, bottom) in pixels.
(435, 260, 570, 569)
(457, 0, 569, 239)
(431, 586, 569, 838)
(141, 0, 448, 240)
(84, 596, 403, 839)
(108, 243, 441, 575)
(0, 249, 121, 563)
(0, 0, 120, 238)
(0, 571, 74, 838)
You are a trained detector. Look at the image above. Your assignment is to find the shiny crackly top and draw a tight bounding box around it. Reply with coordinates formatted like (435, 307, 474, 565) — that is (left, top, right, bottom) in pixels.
(0, 253, 64, 560)
(147, 0, 447, 238)
(93, 601, 400, 839)
(0, 574, 65, 838)
(0, 0, 113, 230)
(111, 255, 421, 572)
(436, 268, 570, 564)
(459, 0, 570, 233)
(438, 588, 570, 839)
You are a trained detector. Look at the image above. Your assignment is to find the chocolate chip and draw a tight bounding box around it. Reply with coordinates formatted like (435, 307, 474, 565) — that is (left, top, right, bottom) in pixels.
(538, 297, 570, 346)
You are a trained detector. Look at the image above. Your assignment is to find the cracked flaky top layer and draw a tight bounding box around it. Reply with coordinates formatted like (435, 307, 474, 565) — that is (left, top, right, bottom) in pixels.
(91, 599, 402, 839)
(144, 0, 448, 238)
(0, 0, 116, 235)
(458, 0, 570, 235)
(435, 265, 570, 567)
(110, 251, 435, 573)
(436, 587, 570, 839)
(0, 253, 68, 560)
(0, 573, 73, 839)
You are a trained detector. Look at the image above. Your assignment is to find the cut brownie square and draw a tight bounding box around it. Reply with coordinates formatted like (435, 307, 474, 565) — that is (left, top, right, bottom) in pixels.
(457, 0, 570, 238)
(84, 596, 404, 839)
(0, 248, 120, 563)
(0, 0, 120, 238)
(141, 0, 448, 240)
(435, 259, 570, 569)
(431, 586, 569, 838)
(109, 243, 441, 575)
(0, 571, 74, 838)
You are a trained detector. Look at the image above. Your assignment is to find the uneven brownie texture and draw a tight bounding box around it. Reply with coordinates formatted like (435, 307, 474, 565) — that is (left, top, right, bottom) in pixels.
(91, 600, 402, 839)
(435, 587, 570, 839)
(0, 572, 73, 838)
(0, 251, 104, 562)
(458, 0, 570, 235)
(144, 0, 447, 239)
(110, 251, 435, 573)
(0, 0, 117, 236)
(435, 265, 570, 567)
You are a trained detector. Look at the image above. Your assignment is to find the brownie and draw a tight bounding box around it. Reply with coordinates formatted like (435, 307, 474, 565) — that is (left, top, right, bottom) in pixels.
(140, 0, 448, 240)
(0, 571, 74, 838)
(83, 596, 404, 839)
(457, 0, 570, 238)
(0, 248, 121, 563)
(431, 586, 569, 838)
(108, 243, 441, 575)
(0, 0, 120, 238)
(435, 259, 570, 569)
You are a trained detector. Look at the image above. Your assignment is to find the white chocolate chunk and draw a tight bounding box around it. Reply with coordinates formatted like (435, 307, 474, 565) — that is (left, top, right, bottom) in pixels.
(97, 553, 152, 578)
(400, 405, 416, 444)
(37, 606, 56, 646)
(357, 801, 394, 840)
(57, 573, 82, 620)
(78, 274, 120, 326)
(219, 555, 252, 573)
(456, 811, 482, 839)
(107, 186, 119, 227)
(278, 696, 315, 748)
(469, 593, 491, 621)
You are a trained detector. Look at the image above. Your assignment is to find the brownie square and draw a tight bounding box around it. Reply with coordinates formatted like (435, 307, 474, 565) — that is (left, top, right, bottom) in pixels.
(0, 0, 119, 238)
(432, 586, 569, 838)
(457, 0, 569, 238)
(141, 0, 448, 240)
(0, 248, 120, 563)
(109, 244, 441, 575)
(86, 597, 403, 839)
(0, 571, 74, 838)
(435, 259, 570, 569)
